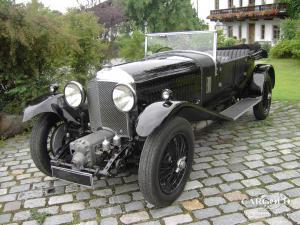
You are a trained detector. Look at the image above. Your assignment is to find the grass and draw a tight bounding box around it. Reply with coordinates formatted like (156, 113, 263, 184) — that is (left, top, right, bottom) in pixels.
(259, 58, 300, 101)
(30, 209, 49, 224)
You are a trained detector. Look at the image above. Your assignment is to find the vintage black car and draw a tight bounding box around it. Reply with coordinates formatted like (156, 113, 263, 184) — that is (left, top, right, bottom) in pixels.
(23, 31, 275, 207)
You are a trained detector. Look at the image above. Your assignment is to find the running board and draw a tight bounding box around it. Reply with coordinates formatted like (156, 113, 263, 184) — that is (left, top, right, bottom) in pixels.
(220, 97, 262, 121)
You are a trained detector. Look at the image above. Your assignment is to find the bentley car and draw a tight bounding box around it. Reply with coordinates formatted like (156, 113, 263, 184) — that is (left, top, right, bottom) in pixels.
(23, 31, 275, 207)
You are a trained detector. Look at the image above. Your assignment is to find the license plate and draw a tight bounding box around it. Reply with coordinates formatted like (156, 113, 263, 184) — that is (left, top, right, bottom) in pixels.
(51, 166, 93, 187)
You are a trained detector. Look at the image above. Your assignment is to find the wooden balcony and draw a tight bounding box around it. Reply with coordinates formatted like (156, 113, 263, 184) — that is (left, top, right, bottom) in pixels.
(208, 3, 288, 22)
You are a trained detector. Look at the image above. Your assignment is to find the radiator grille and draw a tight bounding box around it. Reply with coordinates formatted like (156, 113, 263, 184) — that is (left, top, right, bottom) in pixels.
(87, 79, 128, 135)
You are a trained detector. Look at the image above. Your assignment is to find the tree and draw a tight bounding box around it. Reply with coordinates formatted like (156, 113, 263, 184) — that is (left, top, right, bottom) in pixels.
(118, 31, 145, 61)
(0, 0, 107, 113)
(281, 0, 300, 19)
(124, 0, 208, 33)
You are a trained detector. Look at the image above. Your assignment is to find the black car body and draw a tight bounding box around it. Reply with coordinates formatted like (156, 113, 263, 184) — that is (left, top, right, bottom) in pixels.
(24, 31, 275, 206)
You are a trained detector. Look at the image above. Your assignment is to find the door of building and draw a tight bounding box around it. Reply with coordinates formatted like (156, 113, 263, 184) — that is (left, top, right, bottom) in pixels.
(248, 24, 255, 44)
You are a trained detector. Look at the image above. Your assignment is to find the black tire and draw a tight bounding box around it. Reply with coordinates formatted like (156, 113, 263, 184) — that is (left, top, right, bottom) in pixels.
(253, 75, 272, 120)
(138, 117, 194, 207)
(30, 113, 61, 176)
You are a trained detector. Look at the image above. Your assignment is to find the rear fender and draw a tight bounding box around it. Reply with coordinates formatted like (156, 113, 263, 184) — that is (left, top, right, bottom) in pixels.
(136, 101, 231, 137)
(23, 94, 79, 124)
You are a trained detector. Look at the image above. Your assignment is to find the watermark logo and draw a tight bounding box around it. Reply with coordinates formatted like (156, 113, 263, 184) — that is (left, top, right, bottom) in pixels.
(242, 193, 290, 209)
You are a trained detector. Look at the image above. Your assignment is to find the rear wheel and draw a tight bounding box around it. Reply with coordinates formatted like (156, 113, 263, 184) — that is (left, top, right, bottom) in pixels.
(138, 117, 194, 207)
(253, 75, 272, 120)
(30, 113, 66, 176)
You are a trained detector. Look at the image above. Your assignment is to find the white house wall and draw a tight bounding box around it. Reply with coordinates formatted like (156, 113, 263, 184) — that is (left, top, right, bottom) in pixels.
(222, 18, 281, 44)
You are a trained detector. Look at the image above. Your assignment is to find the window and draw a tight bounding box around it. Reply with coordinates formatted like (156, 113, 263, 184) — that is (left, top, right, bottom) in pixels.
(239, 25, 242, 39)
(240, 0, 243, 7)
(261, 25, 265, 39)
(215, 0, 219, 10)
(228, 0, 234, 8)
(249, 0, 255, 6)
(262, 0, 266, 4)
(273, 25, 280, 40)
(228, 26, 233, 37)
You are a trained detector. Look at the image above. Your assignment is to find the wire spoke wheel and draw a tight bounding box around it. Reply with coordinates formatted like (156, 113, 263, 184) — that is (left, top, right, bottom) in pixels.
(158, 134, 188, 194)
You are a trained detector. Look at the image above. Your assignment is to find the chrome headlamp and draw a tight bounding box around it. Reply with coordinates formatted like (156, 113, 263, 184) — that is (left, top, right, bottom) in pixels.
(64, 81, 85, 108)
(112, 84, 136, 112)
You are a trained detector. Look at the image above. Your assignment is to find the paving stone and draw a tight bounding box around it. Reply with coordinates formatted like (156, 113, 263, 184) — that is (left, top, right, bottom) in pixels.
(244, 161, 265, 169)
(125, 201, 144, 212)
(24, 198, 46, 208)
(265, 216, 293, 225)
(76, 192, 91, 200)
(89, 197, 107, 207)
(0, 214, 11, 224)
(0, 193, 17, 202)
(287, 210, 300, 224)
(268, 203, 291, 215)
(244, 207, 271, 220)
(17, 190, 43, 200)
(109, 194, 130, 204)
(285, 188, 300, 197)
(76, 221, 98, 225)
(3, 201, 21, 212)
(258, 175, 275, 184)
(184, 180, 203, 190)
(241, 178, 261, 187)
(61, 202, 85, 212)
(120, 211, 150, 224)
(266, 182, 294, 191)
(219, 202, 243, 213)
(9, 184, 30, 193)
(289, 197, 300, 209)
(204, 196, 226, 206)
(100, 205, 122, 217)
(200, 187, 220, 196)
(80, 209, 97, 221)
(150, 205, 182, 218)
(224, 191, 248, 201)
(93, 189, 112, 197)
(181, 199, 204, 211)
(163, 214, 193, 225)
(246, 188, 268, 197)
(38, 206, 59, 215)
(115, 183, 139, 194)
(221, 173, 244, 182)
(43, 213, 73, 225)
(176, 190, 199, 201)
(193, 207, 221, 219)
(202, 177, 223, 186)
(100, 217, 118, 225)
(13, 210, 31, 221)
(135, 221, 161, 225)
(211, 213, 247, 225)
(0, 188, 7, 196)
(48, 194, 73, 205)
(207, 167, 230, 175)
(274, 170, 300, 180)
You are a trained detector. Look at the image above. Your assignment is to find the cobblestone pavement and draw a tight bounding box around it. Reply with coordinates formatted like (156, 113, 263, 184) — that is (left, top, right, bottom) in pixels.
(1, 101, 300, 225)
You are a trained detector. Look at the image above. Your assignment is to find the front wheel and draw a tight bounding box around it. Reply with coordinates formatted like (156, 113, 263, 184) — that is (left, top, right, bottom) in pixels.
(138, 117, 194, 207)
(30, 113, 66, 176)
(253, 75, 272, 120)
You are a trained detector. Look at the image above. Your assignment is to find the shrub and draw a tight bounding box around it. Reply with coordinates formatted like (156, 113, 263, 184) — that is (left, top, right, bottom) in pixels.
(270, 40, 294, 58)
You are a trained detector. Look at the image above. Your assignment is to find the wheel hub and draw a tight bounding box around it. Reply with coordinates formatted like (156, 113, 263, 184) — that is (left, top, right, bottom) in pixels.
(176, 157, 186, 173)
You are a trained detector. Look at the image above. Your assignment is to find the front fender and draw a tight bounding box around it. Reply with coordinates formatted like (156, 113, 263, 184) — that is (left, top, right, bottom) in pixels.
(23, 94, 64, 122)
(136, 101, 231, 137)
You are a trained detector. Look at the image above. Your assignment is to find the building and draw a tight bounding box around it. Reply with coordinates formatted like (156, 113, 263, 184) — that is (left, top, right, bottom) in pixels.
(192, 0, 288, 44)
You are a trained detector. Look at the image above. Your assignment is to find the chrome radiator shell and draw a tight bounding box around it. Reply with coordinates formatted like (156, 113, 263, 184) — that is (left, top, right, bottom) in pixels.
(87, 79, 129, 135)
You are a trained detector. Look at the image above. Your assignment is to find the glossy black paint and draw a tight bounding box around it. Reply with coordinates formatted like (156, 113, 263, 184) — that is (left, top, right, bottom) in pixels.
(23, 94, 63, 122)
(136, 101, 231, 137)
(23, 93, 85, 125)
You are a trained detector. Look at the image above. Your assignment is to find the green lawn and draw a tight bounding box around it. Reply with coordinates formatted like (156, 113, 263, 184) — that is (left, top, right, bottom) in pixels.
(259, 58, 300, 101)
